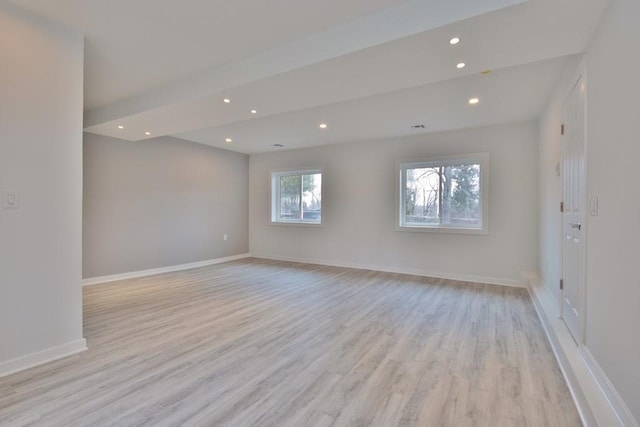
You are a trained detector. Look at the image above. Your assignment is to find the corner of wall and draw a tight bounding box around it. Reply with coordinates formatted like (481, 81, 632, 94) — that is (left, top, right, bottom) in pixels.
(1, 2, 84, 371)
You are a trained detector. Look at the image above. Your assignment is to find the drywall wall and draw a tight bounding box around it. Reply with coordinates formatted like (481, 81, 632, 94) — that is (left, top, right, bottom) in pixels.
(583, 0, 640, 420)
(83, 133, 249, 279)
(250, 121, 538, 285)
(538, 0, 639, 421)
(0, 4, 85, 374)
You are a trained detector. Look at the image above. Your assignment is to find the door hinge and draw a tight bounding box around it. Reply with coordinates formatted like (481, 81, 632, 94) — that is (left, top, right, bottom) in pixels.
(560, 202, 564, 213)
(560, 279, 564, 290)
(561, 124, 565, 135)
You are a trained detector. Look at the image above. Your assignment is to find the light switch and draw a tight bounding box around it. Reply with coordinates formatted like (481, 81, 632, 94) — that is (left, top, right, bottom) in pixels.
(589, 196, 598, 216)
(4, 190, 19, 209)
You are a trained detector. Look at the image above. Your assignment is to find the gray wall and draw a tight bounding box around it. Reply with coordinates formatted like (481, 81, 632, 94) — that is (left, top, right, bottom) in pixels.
(0, 4, 85, 372)
(83, 133, 249, 278)
(250, 121, 539, 286)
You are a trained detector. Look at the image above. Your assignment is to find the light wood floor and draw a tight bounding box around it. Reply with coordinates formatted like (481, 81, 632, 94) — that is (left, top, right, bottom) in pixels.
(0, 258, 581, 426)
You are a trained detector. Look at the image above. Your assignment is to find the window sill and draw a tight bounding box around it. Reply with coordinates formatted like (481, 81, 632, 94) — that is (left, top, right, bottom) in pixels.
(270, 221, 323, 228)
(396, 225, 488, 235)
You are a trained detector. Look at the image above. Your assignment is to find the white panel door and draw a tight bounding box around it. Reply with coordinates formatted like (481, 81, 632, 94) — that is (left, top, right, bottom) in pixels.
(561, 75, 586, 344)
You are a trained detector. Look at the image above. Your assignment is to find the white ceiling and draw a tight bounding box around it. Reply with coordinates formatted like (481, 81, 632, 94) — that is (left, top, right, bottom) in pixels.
(176, 56, 578, 153)
(9, 0, 610, 154)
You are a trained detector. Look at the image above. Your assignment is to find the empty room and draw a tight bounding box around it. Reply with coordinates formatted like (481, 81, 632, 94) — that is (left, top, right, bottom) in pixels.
(1, 0, 638, 426)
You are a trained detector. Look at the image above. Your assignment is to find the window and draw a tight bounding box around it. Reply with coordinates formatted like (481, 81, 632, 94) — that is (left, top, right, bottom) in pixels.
(397, 153, 488, 233)
(271, 169, 322, 224)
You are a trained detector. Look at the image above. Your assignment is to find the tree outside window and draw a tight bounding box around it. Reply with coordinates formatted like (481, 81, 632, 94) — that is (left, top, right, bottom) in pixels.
(399, 154, 487, 232)
(272, 171, 322, 224)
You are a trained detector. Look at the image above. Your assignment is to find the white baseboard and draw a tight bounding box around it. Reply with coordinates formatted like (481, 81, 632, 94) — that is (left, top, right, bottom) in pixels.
(0, 338, 87, 378)
(527, 273, 635, 427)
(251, 253, 525, 288)
(83, 253, 251, 286)
(580, 346, 639, 427)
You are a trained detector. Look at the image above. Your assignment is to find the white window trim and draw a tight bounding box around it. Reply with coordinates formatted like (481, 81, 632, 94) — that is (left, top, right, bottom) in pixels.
(270, 168, 323, 226)
(395, 153, 489, 235)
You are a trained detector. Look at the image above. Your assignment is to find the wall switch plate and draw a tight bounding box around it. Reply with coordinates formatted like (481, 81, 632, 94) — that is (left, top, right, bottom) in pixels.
(589, 195, 598, 216)
(223, 234, 228, 241)
(3, 190, 19, 209)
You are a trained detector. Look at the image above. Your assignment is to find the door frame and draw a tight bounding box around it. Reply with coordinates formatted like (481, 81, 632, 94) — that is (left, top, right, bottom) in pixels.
(559, 58, 588, 345)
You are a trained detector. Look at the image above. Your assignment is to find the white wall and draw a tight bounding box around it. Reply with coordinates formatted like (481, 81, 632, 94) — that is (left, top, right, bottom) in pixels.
(0, 4, 85, 375)
(584, 0, 640, 420)
(83, 133, 249, 278)
(538, 0, 640, 421)
(250, 121, 538, 285)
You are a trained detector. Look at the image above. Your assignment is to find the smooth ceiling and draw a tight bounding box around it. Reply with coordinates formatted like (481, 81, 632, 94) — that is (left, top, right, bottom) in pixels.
(8, 0, 611, 153)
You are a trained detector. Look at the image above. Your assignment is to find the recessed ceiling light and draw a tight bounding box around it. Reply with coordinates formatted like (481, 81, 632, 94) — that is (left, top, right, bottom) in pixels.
(468, 98, 480, 105)
(457, 62, 466, 69)
(144, 131, 151, 135)
(223, 98, 231, 104)
(250, 109, 257, 114)
(225, 138, 232, 143)
(117, 125, 124, 129)
(449, 37, 461, 45)
(319, 123, 328, 129)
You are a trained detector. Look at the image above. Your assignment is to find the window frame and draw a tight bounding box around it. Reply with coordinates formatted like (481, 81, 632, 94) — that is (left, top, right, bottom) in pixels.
(396, 153, 489, 234)
(270, 168, 323, 226)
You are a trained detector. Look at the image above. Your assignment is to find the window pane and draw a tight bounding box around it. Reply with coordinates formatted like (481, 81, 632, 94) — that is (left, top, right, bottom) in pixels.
(302, 173, 322, 221)
(445, 164, 480, 226)
(401, 161, 482, 229)
(279, 175, 301, 220)
(405, 167, 440, 224)
(272, 170, 322, 224)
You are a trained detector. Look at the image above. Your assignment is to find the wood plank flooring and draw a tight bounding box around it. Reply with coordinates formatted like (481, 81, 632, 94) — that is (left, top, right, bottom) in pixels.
(0, 258, 581, 426)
